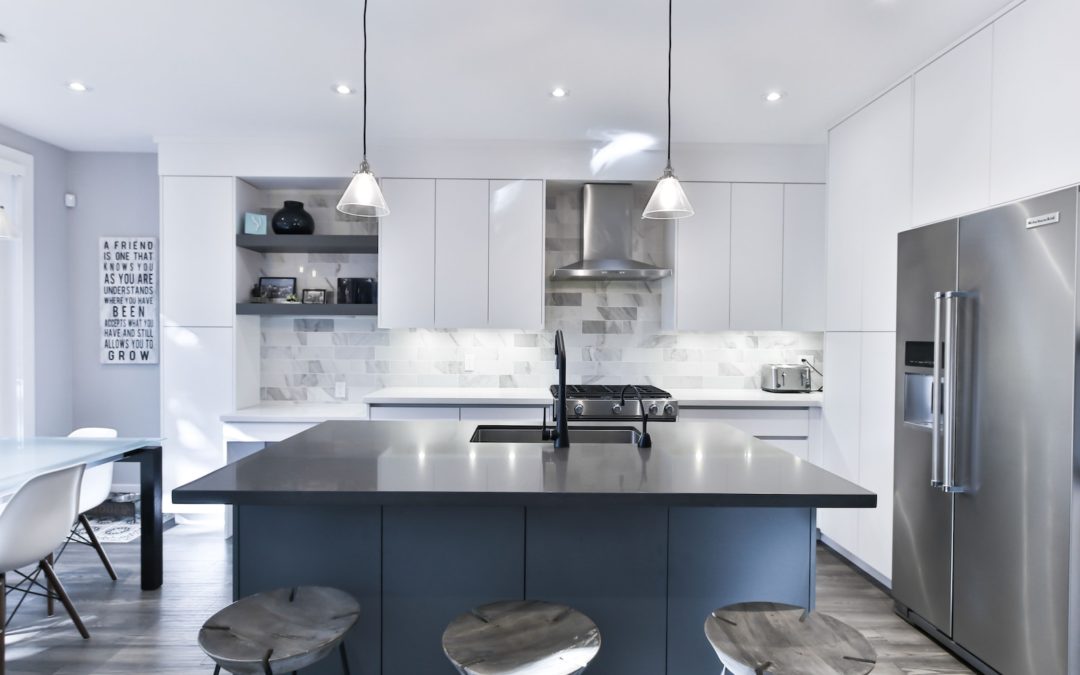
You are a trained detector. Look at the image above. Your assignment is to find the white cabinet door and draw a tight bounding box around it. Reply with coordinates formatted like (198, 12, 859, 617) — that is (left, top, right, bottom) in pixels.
(820, 332, 862, 553)
(827, 80, 913, 332)
(369, 406, 461, 421)
(673, 182, 731, 331)
(160, 176, 234, 328)
(489, 180, 544, 329)
(990, 0, 1080, 205)
(435, 180, 489, 328)
(857, 332, 896, 580)
(912, 28, 993, 227)
(782, 184, 826, 331)
(730, 184, 783, 329)
(378, 179, 436, 329)
(160, 326, 232, 512)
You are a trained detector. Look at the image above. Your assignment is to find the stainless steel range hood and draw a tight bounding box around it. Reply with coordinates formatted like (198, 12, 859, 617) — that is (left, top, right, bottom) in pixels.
(552, 183, 672, 281)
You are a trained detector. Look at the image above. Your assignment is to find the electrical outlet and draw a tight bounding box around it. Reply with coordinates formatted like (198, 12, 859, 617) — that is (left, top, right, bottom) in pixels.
(334, 380, 348, 399)
(463, 355, 476, 373)
(798, 354, 815, 366)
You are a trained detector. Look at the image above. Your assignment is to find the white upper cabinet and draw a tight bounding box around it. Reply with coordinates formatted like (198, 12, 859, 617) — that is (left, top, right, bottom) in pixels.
(378, 179, 436, 329)
(160, 176, 235, 328)
(672, 182, 731, 331)
(731, 183, 784, 330)
(913, 27, 993, 227)
(827, 80, 913, 332)
(489, 180, 544, 330)
(782, 184, 827, 331)
(990, 0, 1080, 205)
(435, 180, 490, 329)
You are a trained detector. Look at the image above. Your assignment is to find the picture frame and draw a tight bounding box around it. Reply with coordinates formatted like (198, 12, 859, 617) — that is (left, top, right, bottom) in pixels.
(301, 289, 329, 304)
(257, 277, 297, 303)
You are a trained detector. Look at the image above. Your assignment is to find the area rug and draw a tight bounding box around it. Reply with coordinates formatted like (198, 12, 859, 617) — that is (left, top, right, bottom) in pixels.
(86, 514, 175, 544)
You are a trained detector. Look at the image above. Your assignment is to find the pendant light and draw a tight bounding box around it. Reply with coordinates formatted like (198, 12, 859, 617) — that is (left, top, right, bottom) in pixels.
(0, 206, 13, 239)
(643, 0, 693, 220)
(337, 0, 390, 217)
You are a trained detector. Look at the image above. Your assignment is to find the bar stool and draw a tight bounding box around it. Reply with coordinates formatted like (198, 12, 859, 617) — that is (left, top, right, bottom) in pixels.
(704, 602, 876, 675)
(442, 600, 601, 675)
(198, 586, 359, 674)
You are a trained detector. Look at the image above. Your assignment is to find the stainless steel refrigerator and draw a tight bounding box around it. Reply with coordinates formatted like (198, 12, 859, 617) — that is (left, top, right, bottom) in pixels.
(894, 187, 1080, 675)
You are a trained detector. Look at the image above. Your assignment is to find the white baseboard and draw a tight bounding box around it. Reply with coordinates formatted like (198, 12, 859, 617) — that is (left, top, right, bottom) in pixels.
(110, 482, 141, 494)
(818, 532, 893, 590)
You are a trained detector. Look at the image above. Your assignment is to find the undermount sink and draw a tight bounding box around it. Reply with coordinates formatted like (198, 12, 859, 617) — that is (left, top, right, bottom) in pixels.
(469, 425, 641, 445)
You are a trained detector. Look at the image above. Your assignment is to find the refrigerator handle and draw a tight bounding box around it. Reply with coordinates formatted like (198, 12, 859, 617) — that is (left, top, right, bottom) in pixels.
(931, 291, 945, 488)
(941, 290, 969, 493)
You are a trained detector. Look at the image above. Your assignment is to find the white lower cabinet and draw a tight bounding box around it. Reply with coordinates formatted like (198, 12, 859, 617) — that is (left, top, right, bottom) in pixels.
(678, 407, 816, 460)
(369, 406, 461, 421)
(856, 332, 896, 580)
(820, 332, 862, 554)
(161, 326, 232, 512)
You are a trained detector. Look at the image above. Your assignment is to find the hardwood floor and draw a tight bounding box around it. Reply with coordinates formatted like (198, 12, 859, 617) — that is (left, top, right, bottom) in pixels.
(2, 526, 973, 674)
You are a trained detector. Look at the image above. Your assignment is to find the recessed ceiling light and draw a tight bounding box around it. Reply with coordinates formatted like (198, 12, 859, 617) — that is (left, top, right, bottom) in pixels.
(551, 87, 569, 99)
(764, 91, 785, 103)
(334, 84, 354, 95)
(68, 81, 89, 92)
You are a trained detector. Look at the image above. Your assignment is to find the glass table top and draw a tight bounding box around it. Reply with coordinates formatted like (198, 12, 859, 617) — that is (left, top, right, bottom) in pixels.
(0, 437, 160, 495)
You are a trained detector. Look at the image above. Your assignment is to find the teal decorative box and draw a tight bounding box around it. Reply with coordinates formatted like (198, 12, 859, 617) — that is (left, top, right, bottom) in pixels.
(243, 212, 268, 235)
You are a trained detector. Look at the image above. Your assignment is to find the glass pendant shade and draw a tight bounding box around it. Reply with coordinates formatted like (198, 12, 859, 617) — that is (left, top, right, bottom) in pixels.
(643, 168, 694, 219)
(0, 206, 13, 239)
(336, 162, 390, 217)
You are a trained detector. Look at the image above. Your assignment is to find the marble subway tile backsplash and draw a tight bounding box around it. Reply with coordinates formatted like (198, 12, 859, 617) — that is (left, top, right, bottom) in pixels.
(258, 182, 823, 402)
(260, 315, 822, 402)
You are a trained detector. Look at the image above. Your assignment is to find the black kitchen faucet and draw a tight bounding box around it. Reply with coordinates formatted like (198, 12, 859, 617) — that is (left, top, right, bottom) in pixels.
(552, 329, 570, 448)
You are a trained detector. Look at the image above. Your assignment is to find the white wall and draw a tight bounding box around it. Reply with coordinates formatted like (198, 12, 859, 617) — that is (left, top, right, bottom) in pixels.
(68, 152, 161, 485)
(0, 123, 72, 435)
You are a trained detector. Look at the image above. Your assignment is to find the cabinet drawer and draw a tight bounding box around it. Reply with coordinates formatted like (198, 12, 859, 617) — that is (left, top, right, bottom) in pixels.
(369, 406, 461, 421)
(223, 422, 319, 443)
(459, 406, 549, 422)
(679, 407, 810, 437)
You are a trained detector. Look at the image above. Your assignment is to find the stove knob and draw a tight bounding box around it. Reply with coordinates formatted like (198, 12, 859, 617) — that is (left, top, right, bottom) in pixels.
(663, 404, 675, 416)
(611, 403, 623, 415)
(648, 403, 660, 415)
(573, 403, 584, 416)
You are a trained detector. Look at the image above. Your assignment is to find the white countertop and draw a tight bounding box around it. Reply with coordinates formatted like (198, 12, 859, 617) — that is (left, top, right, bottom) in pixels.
(671, 389, 822, 407)
(363, 387, 552, 406)
(223, 388, 822, 424)
(222, 403, 368, 423)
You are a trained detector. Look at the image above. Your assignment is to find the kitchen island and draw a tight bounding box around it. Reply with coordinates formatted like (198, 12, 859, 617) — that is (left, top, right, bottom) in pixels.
(174, 419, 874, 675)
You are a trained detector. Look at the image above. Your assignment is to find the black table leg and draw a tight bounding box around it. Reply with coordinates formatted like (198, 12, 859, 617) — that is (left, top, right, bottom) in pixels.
(120, 446, 163, 590)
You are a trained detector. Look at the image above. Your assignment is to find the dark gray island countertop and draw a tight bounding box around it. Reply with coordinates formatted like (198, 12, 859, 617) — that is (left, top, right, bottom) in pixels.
(173, 419, 875, 508)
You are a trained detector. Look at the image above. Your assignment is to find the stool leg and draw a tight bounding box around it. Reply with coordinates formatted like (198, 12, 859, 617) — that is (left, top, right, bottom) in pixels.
(212, 667, 220, 675)
(2, 571, 6, 675)
(340, 642, 351, 675)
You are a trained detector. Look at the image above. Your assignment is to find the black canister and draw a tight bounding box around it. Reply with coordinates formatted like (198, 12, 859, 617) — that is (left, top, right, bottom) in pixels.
(338, 278, 377, 304)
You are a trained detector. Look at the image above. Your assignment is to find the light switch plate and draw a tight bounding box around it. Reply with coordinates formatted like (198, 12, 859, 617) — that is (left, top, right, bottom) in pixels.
(334, 380, 348, 399)
(463, 355, 476, 373)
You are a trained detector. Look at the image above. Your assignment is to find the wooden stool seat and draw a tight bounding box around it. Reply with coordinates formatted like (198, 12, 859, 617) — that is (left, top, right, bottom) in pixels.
(704, 602, 876, 675)
(442, 600, 601, 675)
(198, 586, 360, 674)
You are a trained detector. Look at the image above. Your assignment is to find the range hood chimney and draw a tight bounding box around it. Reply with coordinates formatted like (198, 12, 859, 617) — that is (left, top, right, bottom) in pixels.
(552, 183, 672, 281)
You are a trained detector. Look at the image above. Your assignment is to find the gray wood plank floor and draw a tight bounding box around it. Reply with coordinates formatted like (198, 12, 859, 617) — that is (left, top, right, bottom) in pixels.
(3, 526, 973, 674)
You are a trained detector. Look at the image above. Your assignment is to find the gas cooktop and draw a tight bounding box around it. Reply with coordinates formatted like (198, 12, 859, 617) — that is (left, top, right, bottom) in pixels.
(549, 384, 678, 421)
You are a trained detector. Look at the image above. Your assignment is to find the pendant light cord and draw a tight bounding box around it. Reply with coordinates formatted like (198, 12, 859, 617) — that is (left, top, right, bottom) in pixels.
(362, 0, 369, 162)
(666, 0, 673, 170)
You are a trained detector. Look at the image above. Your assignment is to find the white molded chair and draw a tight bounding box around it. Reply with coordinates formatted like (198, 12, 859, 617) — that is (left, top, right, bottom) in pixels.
(1, 464, 91, 672)
(64, 428, 118, 580)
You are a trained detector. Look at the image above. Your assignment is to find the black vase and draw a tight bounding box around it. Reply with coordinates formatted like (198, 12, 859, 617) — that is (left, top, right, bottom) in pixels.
(271, 201, 315, 235)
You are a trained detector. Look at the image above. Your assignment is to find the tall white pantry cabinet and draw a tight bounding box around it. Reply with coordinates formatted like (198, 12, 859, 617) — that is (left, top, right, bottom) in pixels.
(823, 0, 1080, 584)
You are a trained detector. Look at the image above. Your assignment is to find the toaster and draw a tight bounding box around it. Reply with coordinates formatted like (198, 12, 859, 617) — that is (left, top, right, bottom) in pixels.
(761, 364, 813, 393)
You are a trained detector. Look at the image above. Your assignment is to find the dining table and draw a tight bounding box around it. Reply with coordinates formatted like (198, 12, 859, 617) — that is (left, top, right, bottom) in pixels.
(0, 437, 163, 590)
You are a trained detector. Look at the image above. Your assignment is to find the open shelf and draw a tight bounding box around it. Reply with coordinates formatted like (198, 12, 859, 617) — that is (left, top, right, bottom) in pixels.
(236, 303, 378, 316)
(236, 234, 378, 254)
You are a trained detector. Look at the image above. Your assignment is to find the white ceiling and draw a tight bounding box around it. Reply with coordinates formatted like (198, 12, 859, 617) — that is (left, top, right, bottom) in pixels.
(0, 0, 1012, 152)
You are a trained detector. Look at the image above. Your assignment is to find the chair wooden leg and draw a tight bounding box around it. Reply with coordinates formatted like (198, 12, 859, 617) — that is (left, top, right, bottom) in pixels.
(79, 514, 118, 581)
(45, 553, 54, 617)
(38, 559, 89, 639)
